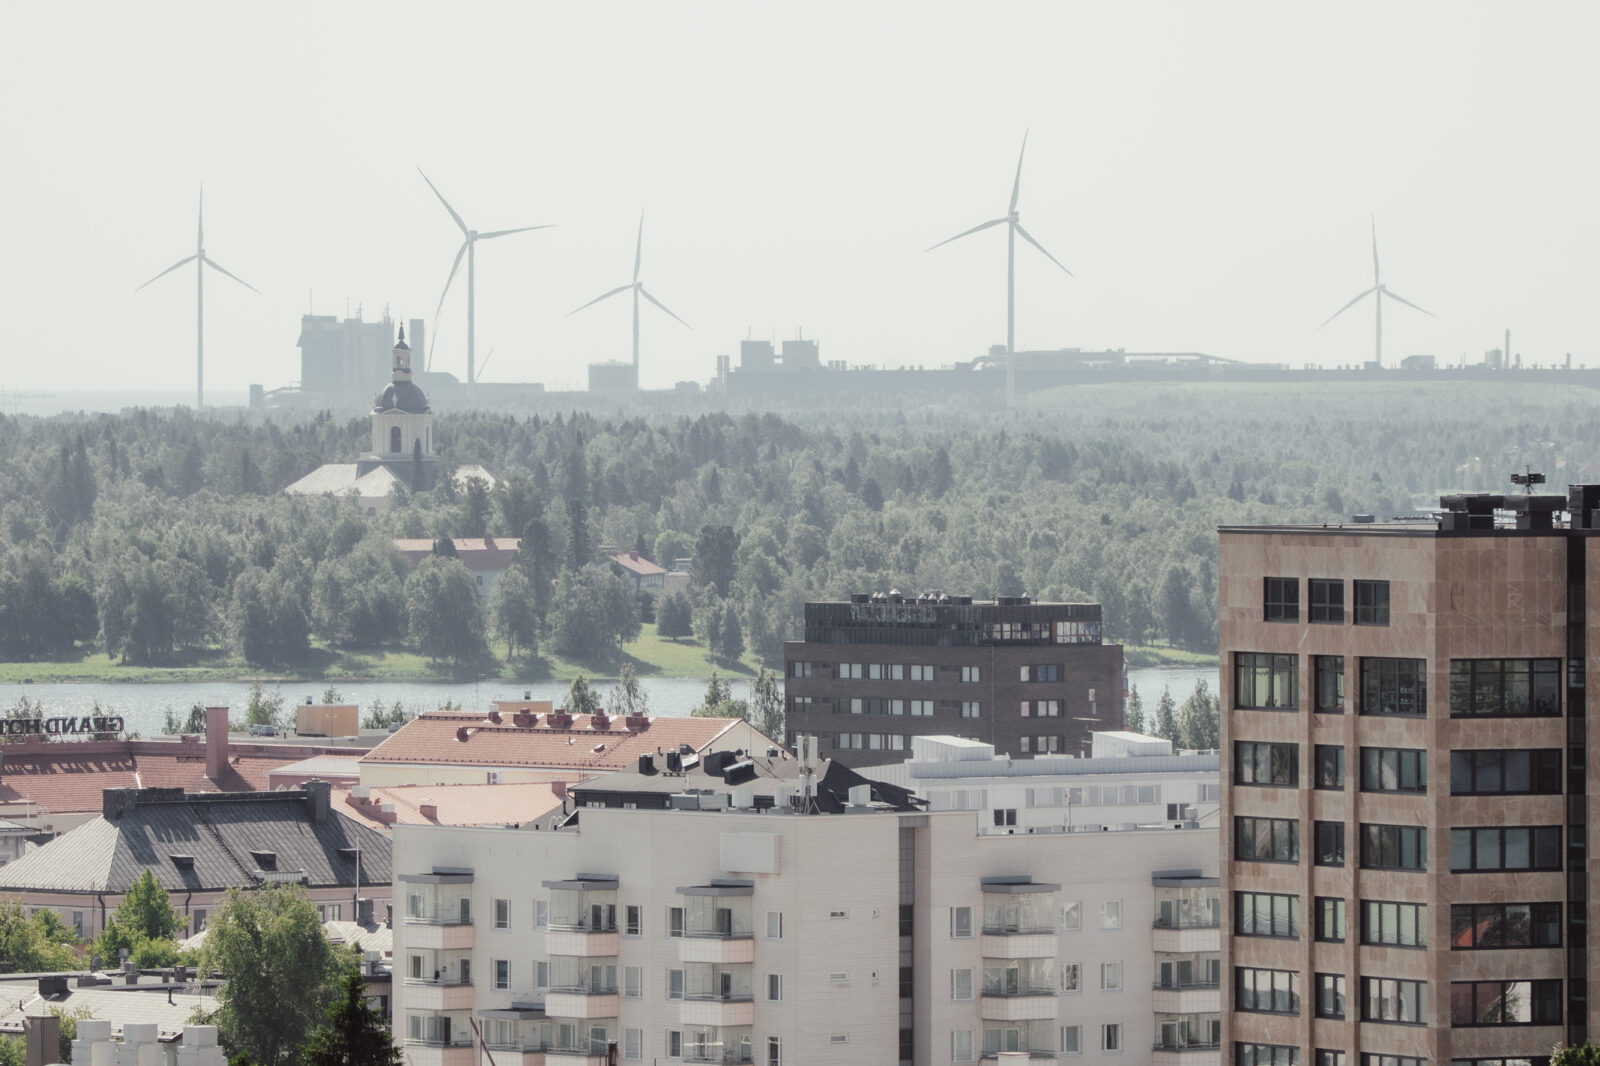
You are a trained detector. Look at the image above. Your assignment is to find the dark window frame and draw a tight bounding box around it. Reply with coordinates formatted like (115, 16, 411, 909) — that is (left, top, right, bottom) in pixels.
(1449, 826, 1562, 873)
(1313, 821, 1345, 867)
(1353, 580, 1390, 625)
(1235, 741, 1299, 788)
(1236, 966, 1301, 1015)
(1314, 972, 1346, 1019)
(1449, 902, 1561, 950)
(1360, 824, 1427, 871)
(1359, 747, 1428, 794)
(1308, 579, 1344, 624)
(1359, 658, 1427, 718)
(1360, 900, 1428, 948)
(1449, 979, 1562, 1027)
(1449, 748, 1562, 795)
(1235, 891, 1300, 939)
(1314, 655, 1345, 713)
(1235, 653, 1298, 711)
(1235, 816, 1300, 864)
(1313, 897, 1345, 943)
(1449, 659, 1562, 718)
(1264, 577, 1299, 622)
(1314, 745, 1345, 790)
(1360, 976, 1427, 1025)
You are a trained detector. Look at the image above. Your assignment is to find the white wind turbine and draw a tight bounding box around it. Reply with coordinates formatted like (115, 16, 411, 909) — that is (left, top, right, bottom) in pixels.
(419, 169, 552, 389)
(929, 132, 1072, 408)
(1320, 216, 1434, 367)
(136, 187, 259, 409)
(567, 211, 689, 385)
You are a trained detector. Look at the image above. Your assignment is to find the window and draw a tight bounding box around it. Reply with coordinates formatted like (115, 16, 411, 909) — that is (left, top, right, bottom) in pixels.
(535, 960, 549, 988)
(1235, 816, 1299, 863)
(1061, 1025, 1080, 1054)
(766, 911, 783, 939)
(1020, 699, 1060, 717)
(909, 664, 934, 681)
(667, 968, 684, 1000)
(1237, 1045, 1299, 1066)
(191, 909, 206, 934)
(668, 906, 684, 938)
(1361, 824, 1426, 870)
(1264, 577, 1299, 621)
(790, 696, 812, 715)
(624, 966, 642, 998)
(1450, 659, 1561, 717)
(951, 906, 973, 938)
(1361, 976, 1427, 1024)
(1100, 962, 1122, 991)
(1100, 900, 1122, 931)
(993, 808, 1017, 827)
(667, 1031, 682, 1057)
(1314, 746, 1344, 789)
(1236, 967, 1300, 1014)
(951, 1030, 974, 1063)
(1451, 826, 1562, 872)
(1315, 973, 1346, 1018)
(493, 958, 510, 990)
(1061, 963, 1080, 992)
(1450, 749, 1562, 794)
(960, 701, 981, 718)
(1450, 980, 1561, 1026)
(900, 965, 912, 997)
(909, 700, 934, 717)
(829, 909, 848, 920)
(1062, 901, 1081, 932)
(1309, 579, 1343, 623)
(1314, 897, 1346, 942)
(1235, 741, 1298, 786)
(624, 904, 641, 936)
(767, 973, 782, 1001)
(1353, 579, 1390, 625)
(1315, 1053, 1346, 1066)
(766, 1036, 780, 1066)
(623, 1028, 642, 1061)
(1314, 655, 1345, 713)
(1020, 664, 1061, 682)
(1450, 902, 1561, 949)
(1360, 658, 1427, 717)
(899, 904, 912, 936)
(951, 968, 974, 1001)
(837, 662, 863, 679)
(1100, 1024, 1121, 1052)
(1362, 901, 1427, 948)
(1235, 891, 1300, 938)
(961, 666, 981, 683)
(534, 899, 548, 928)
(1360, 747, 1427, 793)
(789, 660, 810, 678)
(1235, 652, 1297, 709)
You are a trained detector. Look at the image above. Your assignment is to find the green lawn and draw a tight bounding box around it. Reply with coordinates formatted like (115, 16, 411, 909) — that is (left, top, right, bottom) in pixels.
(1121, 643, 1218, 669)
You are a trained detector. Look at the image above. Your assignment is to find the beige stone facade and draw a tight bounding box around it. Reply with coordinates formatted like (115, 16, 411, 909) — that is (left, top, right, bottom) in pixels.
(1221, 507, 1587, 1066)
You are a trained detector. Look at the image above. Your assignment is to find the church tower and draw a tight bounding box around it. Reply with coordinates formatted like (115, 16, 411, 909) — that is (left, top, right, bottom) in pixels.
(367, 325, 436, 488)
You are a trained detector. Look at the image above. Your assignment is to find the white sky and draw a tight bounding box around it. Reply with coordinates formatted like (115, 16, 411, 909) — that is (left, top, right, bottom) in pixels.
(3, 1, 1598, 394)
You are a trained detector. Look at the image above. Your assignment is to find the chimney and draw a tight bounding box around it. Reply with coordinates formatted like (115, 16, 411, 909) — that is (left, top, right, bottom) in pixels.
(551, 781, 568, 799)
(103, 788, 139, 821)
(304, 779, 331, 823)
(204, 706, 229, 781)
(23, 1013, 59, 1066)
(629, 551, 639, 561)
(418, 803, 439, 822)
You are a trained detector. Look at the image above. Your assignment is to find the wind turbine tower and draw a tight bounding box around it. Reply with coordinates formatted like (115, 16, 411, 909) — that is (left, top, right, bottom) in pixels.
(1320, 216, 1434, 367)
(568, 211, 690, 388)
(929, 132, 1072, 408)
(136, 187, 259, 409)
(419, 170, 552, 390)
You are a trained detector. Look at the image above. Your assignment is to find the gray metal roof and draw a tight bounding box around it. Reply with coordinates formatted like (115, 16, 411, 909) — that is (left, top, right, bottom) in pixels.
(0, 792, 391, 895)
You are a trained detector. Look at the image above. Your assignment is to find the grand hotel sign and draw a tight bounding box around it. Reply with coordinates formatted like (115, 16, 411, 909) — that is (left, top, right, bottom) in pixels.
(2, 716, 123, 737)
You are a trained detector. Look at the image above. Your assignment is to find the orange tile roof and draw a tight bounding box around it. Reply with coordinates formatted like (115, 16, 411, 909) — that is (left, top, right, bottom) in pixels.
(359, 711, 742, 773)
(334, 781, 570, 829)
(393, 538, 520, 571)
(606, 551, 668, 577)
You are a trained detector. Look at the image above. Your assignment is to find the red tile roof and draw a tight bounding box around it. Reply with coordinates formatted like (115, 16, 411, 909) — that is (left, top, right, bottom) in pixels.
(359, 711, 744, 773)
(606, 551, 668, 577)
(393, 538, 520, 571)
(333, 781, 570, 830)
(0, 736, 371, 816)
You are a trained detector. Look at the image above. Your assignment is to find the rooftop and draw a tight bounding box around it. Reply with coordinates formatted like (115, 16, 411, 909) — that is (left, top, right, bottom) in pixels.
(394, 536, 520, 569)
(0, 977, 222, 1042)
(606, 550, 668, 577)
(573, 747, 920, 814)
(333, 780, 570, 830)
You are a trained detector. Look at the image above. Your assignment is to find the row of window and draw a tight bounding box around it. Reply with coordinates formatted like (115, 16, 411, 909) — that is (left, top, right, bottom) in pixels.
(949, 900, 1127, 936)
(1263, 576, 1390, 625)
(1235, 654, 1562, 717)
(796, 661, 1086, 683)
(950, 1023, 1111, 1061)
(1241, 742, 1562, 796)
(482, 901, 787, 938)
(1240, 895, 1561, 950)
(1237, 970, 1560, 1027)
(950, 961, 1117, 997)
(1237, 818, 1565, 873)
(1240, 1052, 1553, 1066)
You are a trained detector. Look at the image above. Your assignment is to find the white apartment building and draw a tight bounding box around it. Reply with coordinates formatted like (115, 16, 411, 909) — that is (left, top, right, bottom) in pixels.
(392, 742, 1220, 1066)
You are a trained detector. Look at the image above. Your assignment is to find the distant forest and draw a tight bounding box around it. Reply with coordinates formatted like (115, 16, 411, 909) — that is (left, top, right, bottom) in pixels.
(0, 380, 1591, 670)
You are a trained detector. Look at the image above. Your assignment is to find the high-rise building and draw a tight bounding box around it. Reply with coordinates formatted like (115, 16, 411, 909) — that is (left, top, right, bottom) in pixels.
(784, 594, 1123, 767)
(1220, 489, 1595, 1066)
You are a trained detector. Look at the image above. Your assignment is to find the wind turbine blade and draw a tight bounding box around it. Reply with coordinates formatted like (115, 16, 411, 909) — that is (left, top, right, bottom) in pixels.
(634, 212, 644, 283)
(927, 217, 1006, 252)
(1381, 288, 1434, 317)
(567, 284, 633, 316)
(433, 242, 469, 322)
(477, 224, 553, 240)
(1013, 222, 1073, 276)
(1010, 130, 1029, 214)
(1319, 287, 1377, 328)
(135, 255, 198, 291)
(417, 169, 469, 236)
(202, 255, 260, 294)
(639, 287, 690, 329)
(1370, 215, 1380, 284)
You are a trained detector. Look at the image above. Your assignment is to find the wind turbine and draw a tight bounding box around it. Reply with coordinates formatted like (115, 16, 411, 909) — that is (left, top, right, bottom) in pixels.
(418, 169, 552, 390)
(567, 211, 690, 387)
(1320, 217, 1434, 367)
(136, 187, 259, 409)
(928, 131, 1072, 408)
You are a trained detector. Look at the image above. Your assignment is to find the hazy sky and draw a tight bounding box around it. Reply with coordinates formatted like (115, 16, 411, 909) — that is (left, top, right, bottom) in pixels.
(4, 2, 1597, 395)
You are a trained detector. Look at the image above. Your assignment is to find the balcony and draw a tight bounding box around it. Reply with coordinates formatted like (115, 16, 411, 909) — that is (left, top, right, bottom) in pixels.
(678, 1026, 752, 1064)
(680, 995, 755, 1028)
(1151, 918, 1220, 955)
(403, 1042, 475, 1066)
(545, 1051, 609, 1066)
(980, 932, 1058, 959)
(981, 1055, 1058, 1065)
(1152, 1042, 1222, 1065)
(545, 928, 620, 957)
(542, 992, 619, 1020)
(404, 977, 476, 1012)
(981, 879, 1058, 962)
(978, 982, 1058, 1023)
(1152, 983, 1221, 1015)
(404, 918, 475, 952)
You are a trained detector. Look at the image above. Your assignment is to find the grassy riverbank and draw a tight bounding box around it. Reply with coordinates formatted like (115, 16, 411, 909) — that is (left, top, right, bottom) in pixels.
(1120, 644, 1219, 669)
(0, 625, 763, 687)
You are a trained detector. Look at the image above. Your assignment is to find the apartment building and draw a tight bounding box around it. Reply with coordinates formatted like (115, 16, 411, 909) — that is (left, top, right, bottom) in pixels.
(784, 593, 1124, 767)
(1221, 489, 1597, 1066)
(392, 736, 1219, 1066)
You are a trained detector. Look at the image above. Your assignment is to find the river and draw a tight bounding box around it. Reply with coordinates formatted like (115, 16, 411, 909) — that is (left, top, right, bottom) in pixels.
(0, 665, 1217, 740)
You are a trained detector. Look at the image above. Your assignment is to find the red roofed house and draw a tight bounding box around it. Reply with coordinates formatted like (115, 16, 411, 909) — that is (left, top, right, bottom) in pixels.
(333, 780, 570, 834)
(393, 537, 520, 613)
(356, 700, 782, 787)
(605, 549, 669, 592)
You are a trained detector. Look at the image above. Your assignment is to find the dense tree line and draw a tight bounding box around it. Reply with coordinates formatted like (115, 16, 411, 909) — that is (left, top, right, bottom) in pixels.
(0, 383, 1587, 669)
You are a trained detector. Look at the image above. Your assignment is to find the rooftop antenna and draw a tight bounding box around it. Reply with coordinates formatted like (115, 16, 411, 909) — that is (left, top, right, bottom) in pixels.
(1510, 467, 1545, 495)
(418, 169, 552, 392)
(567, 210, 690, 385)
(136, 184, 259, 409)
(1320, 215, 1433, 368)
(927, 130, 1073, 410)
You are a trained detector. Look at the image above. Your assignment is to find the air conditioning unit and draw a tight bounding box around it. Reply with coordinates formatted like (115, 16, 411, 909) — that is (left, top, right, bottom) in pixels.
(487, 771, 503, 784)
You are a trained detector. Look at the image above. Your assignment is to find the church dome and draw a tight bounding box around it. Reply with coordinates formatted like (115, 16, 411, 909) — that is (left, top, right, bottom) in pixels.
(374, 379, 430, 414)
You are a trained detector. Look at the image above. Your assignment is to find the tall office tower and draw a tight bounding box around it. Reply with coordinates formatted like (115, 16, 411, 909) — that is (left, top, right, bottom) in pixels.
(1220, 488, 1600, 1066)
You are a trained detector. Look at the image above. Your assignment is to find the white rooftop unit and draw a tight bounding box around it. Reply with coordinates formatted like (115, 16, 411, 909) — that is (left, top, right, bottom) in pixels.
(1090, 731, 1174, 758)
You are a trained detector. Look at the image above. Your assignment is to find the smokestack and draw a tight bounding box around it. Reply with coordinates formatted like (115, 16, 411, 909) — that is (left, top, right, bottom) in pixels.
(205, 707, 229, 781)
(304, 780, 331, 823)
